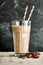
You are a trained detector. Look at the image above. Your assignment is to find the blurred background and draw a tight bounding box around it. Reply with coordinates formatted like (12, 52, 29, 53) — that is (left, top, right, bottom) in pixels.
(0, 0, 43, 51)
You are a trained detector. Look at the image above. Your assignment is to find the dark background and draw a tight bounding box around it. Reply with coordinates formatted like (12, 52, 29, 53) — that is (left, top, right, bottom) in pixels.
(0, 0, 43, 51)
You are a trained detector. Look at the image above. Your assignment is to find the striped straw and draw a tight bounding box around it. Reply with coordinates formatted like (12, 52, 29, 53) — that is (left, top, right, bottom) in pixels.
(22, 5, 28, 25)
(28, 5, 35, 22)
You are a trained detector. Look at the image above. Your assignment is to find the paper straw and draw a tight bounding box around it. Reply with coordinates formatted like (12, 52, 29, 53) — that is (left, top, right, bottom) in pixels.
(22, 5, 28, 25)
(28, 5, 35, 22)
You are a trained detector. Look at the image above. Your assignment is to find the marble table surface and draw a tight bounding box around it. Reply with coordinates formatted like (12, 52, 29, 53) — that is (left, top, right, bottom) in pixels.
(0, 52, 43, 65)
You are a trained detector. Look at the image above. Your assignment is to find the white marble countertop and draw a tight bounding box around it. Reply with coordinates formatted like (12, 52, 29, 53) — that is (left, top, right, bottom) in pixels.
(0, 52, 43, 65)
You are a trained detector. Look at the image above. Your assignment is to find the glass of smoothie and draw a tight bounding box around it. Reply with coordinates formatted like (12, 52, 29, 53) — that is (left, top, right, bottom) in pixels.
(12, 20, 31, 56)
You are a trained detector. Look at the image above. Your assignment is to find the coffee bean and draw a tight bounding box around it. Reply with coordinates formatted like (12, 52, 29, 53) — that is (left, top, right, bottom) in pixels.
(33, 52, 39, 58)
(35, 51, 40, 55)
(26, 53, 33, 58)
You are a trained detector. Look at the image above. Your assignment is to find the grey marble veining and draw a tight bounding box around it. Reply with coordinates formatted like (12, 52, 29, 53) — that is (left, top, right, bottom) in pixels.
(0, 0, 43, 51)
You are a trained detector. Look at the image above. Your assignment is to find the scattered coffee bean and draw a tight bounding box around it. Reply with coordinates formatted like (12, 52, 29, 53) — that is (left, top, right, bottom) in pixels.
(18, 51, 40, 59)
(35, 51, 40, 55)
(26, 51, 40, 59)
(26, 53, 33, 58)
(33, 53, 39, 58)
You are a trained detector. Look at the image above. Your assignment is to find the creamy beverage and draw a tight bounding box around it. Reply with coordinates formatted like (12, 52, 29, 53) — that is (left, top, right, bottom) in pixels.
(12, 25, 31, 54)
(11, 5, 35, 55)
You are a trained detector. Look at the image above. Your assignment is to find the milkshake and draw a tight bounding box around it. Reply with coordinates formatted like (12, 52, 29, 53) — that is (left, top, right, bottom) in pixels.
(12, 23, 31, 54)
(11, 5, 35, 56)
